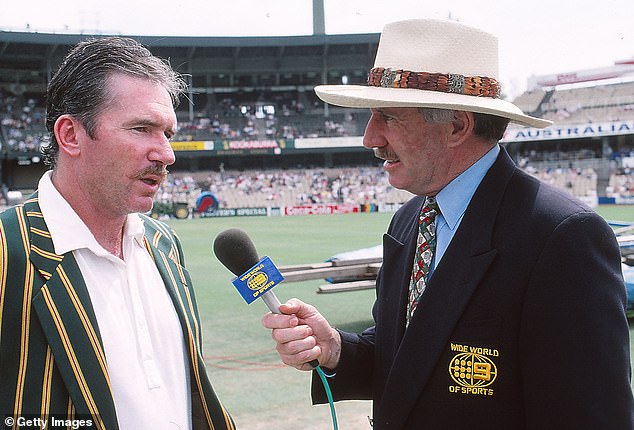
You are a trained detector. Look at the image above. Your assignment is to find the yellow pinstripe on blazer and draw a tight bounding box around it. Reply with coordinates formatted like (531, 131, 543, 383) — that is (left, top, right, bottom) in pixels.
(0, 193, 234, 430)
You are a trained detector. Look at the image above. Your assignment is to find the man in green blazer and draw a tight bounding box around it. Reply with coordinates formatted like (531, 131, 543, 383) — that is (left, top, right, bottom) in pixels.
(0, 37, 234, 430)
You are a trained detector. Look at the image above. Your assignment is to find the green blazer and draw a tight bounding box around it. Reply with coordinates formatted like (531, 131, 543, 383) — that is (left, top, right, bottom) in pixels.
(0, 193, 235, 430)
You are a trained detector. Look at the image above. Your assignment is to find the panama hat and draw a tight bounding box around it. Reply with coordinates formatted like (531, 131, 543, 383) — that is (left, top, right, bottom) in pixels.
(315, 19, 551, 128)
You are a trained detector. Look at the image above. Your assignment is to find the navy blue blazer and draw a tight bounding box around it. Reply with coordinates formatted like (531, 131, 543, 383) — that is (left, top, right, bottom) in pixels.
(314, 148, 634, 429)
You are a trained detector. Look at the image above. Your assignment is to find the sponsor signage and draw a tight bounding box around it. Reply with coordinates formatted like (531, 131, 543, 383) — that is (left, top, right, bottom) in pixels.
(171, 139, 290, 154)
(220, 140, 281, 150)
(170, 141, 214, 151)
(294, 136, 364, 149)
(201, 207, 268, 217)
(283, 204, 358, 216)
(502, 120, 634, 143)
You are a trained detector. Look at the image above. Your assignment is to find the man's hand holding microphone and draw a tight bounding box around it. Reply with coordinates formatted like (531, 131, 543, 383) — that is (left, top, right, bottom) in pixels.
(261, 299, 342, 371)
(213, 227, 341, 371)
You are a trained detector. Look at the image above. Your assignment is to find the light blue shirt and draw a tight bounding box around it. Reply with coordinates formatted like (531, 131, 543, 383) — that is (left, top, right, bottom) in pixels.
(430, 144, 500, 275)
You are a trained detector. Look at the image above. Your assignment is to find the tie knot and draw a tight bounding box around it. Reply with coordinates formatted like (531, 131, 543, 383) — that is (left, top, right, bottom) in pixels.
(419, 196, 439, 227)
(423, 196, 439, 216)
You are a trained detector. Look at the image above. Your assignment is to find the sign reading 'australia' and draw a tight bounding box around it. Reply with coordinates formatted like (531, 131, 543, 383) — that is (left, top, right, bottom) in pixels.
(502, 120, 634, 143)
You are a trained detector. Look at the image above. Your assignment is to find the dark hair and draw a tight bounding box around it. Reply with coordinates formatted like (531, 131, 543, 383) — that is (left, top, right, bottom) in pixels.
(472, 112, 510, 142)
(43, 36, 187, 168)
(420, 108, 510, 143)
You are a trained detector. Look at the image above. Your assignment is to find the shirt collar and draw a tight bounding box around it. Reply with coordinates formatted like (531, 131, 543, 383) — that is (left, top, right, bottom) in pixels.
(38, 171, 146, 256)
(435, 144, 500, 230)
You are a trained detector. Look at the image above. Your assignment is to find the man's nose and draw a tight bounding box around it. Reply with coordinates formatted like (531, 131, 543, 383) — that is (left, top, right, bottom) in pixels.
(151, 135, 176, 166)
(362, 112, 386, 149)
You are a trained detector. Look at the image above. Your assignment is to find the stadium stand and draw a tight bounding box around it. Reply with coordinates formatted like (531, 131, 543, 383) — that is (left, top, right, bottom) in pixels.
(153, 167, 413, 216)
(510, 88, 548, 115)
(539, 81, 634, 123)
(152, 162, 632, 217)
(607, 167, 634, 199)
(2, 78, 634, 214)
(0, 88, 47, 154)
(0, 31, 633, 213)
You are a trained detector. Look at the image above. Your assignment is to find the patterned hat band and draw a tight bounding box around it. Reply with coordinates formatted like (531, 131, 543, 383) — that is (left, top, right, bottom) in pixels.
(367, 67, 501, 99)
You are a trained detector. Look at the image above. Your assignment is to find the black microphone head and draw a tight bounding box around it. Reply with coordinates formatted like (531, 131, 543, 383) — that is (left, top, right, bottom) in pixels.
(213, 228, 260, 276)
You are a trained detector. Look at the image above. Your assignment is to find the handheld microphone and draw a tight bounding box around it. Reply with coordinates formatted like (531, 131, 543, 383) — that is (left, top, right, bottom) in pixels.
(213, 228, 319, 368)
(213, 227, 283, 313)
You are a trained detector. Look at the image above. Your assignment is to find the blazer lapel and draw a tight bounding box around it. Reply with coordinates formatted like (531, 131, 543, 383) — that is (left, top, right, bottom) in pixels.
(24, 195, 118, 430)
(142, 217, 235, 429)
(378, 213, 419, 356)
(142, 231, 204, 358)
(377, 149, 516, 428)
(140, 218, 203, 363)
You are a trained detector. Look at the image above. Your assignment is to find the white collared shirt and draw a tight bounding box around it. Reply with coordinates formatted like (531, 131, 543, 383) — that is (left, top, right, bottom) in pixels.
(38, 171, 192, 430)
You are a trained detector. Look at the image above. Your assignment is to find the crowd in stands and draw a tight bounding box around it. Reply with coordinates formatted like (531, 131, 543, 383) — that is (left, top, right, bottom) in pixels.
(151, 163, 634, 216)
(153, 166, 414, 215)
(522, 165, 598, 199)
(0, 89, 48, 154)
(2, 81, 634, 213)
(0, 89, 360, 147)
(175, 101, 361, 142)
(606, 167, 634, 199)
(2, 79, 634, 155)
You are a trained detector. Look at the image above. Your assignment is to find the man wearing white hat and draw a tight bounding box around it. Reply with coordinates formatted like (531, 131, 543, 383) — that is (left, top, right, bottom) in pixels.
(263, 19, 633, 429)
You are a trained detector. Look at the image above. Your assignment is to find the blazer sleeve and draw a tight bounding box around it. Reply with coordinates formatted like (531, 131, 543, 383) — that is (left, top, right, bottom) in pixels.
(311, 326, 376, 403)
(520, 210, 634, 428)
(311, 258, 386, 404)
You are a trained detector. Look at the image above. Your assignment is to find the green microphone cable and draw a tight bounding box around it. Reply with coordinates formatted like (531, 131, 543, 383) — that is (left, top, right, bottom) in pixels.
(315, 365, 338, 430)
(213, 230, 338, 428)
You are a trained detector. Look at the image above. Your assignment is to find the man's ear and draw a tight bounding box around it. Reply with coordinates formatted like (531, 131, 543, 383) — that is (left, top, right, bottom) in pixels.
(53, 114, 83, 157)
(447, 110, 475, 148)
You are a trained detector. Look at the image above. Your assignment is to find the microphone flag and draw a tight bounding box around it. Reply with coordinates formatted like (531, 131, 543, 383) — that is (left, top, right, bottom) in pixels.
(231, 256, 284, 304)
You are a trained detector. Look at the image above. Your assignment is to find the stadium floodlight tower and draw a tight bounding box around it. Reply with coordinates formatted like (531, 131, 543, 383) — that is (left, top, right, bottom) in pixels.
(313, 0, 325, 35)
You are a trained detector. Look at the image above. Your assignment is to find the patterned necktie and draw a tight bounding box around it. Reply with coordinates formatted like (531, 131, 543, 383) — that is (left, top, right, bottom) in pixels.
(406, 196, 440, 325)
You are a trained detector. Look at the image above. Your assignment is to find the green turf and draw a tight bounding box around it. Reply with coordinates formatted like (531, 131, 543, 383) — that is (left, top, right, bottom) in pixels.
(168, 213, 389, 427)
(167, 205, 634, 428)
(595, 205, 634, 224)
